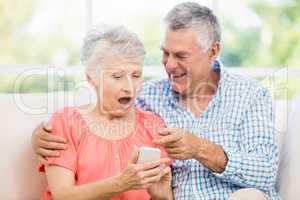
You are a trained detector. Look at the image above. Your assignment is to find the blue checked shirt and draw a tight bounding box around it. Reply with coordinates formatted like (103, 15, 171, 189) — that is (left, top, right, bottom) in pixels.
(136, 61, 280, 200)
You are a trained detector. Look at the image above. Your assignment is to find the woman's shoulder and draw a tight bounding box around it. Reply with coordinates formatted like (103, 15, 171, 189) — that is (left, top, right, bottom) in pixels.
(52, 106, 80, 120)
(50, 106, 87, 131)
(136, 108, 164, 122)
(53, 103, 96, 117)
(135, 108, 166, 132)
(50, 106, 87, 144)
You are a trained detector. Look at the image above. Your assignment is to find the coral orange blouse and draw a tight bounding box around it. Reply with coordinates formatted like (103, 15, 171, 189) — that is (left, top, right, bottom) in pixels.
(40, 107, 170, 200)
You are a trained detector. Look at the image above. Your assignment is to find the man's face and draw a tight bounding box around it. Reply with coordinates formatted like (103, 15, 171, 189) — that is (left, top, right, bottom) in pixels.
(161, 28, 215, 96)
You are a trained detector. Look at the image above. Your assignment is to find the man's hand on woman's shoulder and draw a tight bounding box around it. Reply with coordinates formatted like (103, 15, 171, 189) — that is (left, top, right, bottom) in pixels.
(31, 122, 67, 165)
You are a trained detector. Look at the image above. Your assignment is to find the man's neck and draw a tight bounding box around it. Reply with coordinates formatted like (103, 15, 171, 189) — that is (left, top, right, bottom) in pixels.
(182, 69, 220, 101)
(179, 69, 220, 117)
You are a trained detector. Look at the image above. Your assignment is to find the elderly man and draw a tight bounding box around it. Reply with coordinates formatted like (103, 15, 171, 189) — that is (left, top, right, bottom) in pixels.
(32, 2, 279, 200)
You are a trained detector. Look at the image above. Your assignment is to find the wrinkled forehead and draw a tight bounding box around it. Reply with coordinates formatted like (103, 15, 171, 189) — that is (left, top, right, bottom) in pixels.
(87, 51, 143, 71)
(161, 28, 200, 51)
(99, 58, 143, 74)
(103, 57, 141, 67)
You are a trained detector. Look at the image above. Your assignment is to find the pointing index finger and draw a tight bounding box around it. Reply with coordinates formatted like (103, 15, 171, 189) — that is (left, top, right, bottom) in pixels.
(158, 128, 172, 136)
(154, 134, 182, 145)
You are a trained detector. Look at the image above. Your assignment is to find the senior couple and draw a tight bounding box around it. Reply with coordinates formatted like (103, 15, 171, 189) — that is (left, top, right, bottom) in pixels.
(32, 2, 279, 200)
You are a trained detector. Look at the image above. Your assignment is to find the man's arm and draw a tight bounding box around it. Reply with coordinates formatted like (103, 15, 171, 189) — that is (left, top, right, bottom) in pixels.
(32, 122, 67, 164)
(155, 89, 278, 190)
(212, 89, 278, 190)
(154, 128, 228, 173)
(191, 136, 228, 173)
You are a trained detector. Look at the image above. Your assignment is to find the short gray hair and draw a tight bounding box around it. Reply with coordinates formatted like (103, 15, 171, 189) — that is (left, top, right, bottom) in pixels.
(80, 24, 145, 70)
(164, 2, 221, 51)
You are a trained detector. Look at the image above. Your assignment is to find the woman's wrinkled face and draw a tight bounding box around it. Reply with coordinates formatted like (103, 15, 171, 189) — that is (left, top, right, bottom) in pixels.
(88, 59, 143, 117)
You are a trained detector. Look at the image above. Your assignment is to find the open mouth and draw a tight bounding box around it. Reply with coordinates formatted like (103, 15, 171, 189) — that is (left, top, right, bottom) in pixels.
(118, 97, 132, 106)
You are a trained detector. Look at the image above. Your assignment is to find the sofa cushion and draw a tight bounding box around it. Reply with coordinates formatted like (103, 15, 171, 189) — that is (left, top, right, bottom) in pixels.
(276, 94, 300, 199)
(0, 92, 90, 199)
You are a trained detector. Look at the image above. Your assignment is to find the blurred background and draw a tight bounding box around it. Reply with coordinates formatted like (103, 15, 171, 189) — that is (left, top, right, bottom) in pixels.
(0, 0, 299, 99)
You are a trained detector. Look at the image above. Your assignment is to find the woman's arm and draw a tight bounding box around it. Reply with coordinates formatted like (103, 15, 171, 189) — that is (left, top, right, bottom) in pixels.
(46, 166, 123, 200)
(46, 154, 170, 200)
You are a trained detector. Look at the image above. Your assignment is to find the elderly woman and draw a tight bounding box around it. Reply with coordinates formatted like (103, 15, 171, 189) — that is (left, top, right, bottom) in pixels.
(40, 25, 172, 200)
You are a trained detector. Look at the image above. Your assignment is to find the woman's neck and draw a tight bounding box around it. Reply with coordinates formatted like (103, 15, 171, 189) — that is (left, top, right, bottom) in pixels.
(79, 103, 136, 140)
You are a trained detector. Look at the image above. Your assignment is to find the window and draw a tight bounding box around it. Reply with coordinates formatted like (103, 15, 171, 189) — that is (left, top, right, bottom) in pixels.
(0, 0, 299, 97)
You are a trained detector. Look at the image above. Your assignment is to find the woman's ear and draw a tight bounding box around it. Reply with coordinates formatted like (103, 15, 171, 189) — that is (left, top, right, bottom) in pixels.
(85, 72, 97, 88)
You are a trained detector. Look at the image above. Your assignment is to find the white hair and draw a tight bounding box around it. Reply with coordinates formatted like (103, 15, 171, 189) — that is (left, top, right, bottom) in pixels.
(80, 24, 145, 72)
(164, 2, 221, 51)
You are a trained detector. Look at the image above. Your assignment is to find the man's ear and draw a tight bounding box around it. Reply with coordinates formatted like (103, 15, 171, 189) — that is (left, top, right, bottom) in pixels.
(209, 41, 220, 61)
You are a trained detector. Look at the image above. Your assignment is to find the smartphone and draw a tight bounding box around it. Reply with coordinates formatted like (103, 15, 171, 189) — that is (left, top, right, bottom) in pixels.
(137, 146, 161, 164)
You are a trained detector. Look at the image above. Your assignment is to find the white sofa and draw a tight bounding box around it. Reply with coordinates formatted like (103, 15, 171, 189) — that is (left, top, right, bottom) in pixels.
(0, 92, 299, 200)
